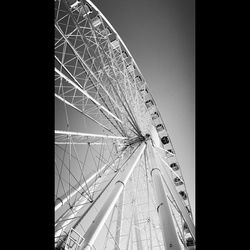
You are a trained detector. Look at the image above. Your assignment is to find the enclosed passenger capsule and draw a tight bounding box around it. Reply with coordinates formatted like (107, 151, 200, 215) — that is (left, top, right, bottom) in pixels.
(161, 136, 169, 144)
(170, 162, 179, 171)
(122, 50, 128, 59)
(173, 177, 183, 186)
(145, 99, 154, 108)
(78, 4, 92, 16)
(186, 237, 195, 247)
(183, 222, 189, 233)
(135, 75, 142, 84)
(71, 1, 92, 16)
(140, 87, 149, 96)
(100, 27, 111, 37)
(92, 15, 102, 27)
(156, 124, 164, 132)
(151, 111, 159, 120)
(179, 191, 187, 200)
(110, 39, 120, 50)
(126, 63, 135, 73)
(70, 0, 80, 9)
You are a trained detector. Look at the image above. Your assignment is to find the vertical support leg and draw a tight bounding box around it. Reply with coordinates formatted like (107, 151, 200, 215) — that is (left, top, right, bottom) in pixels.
(81, 143, 146, 250)
(147, 142, 182, 250)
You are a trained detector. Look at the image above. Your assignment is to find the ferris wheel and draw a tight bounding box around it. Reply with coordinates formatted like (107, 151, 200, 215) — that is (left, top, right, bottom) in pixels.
(54, 0, 195, 249)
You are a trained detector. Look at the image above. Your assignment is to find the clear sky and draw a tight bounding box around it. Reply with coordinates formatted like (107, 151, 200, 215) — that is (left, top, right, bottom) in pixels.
(90, 0, 195, 222)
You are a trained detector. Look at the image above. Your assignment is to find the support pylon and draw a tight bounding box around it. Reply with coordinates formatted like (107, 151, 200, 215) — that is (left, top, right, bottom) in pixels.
(80, 143, 146, 250)
(147, 141, 182, 250)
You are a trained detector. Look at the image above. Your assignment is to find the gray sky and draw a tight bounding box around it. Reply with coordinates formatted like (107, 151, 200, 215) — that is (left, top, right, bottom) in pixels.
(91, 0, 195, 221)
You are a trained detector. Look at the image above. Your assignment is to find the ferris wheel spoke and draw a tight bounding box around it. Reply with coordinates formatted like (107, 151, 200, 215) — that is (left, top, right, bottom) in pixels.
(54, 26, 124, 118)
(55, 142, 69, 199)
(55, 86, 127, 140)
(79, 11, 143, 137)
(55, 159, 74, 208)
(55, 65, 124, 137)
(56, 140, 110, 204)
(55, 134, 129, 211)
(55, 68, 124, 126)
(55, 140, 129, 213)
(103, 58, 142, 136)
(82, 11, 140, 126)
(55, 130, 127, 141)
(55, 3, 131, 132)
(83, 2, 147, 131)
(106, 42, 139, 112)
(55, 152, 93, 203)
(55, 2, 143, 138)
(55, 162, 116, 247)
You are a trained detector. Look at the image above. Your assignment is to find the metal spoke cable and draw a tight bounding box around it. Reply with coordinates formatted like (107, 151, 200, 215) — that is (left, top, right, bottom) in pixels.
(55, 142, 68, 199)
(54, 24, 124, 125)
(83, 0, 144, 134)
(55, 163, 93, 206)
(55, 153, 93, 202)
(91, 137, 105, 197)
(55, 159, 72, 208)
(56, 4, 126, 133)
(55, 197, 83, 225)
(61, 79, 72, 148)
(81, 8, 141, 136)
(70, 140, 93, 200)
(55, 149, 124, 226)
(105, 43, 142, 134)
(56, 143, 90, 170)
(55, 93, 113, 134)
(89, 143, 112, 166)
(55, 64, 124, 136)
(73, 2, 141, 137)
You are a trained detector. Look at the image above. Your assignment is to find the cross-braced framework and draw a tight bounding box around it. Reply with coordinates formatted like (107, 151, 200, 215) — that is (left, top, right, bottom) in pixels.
(54, 1, 195, 249)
